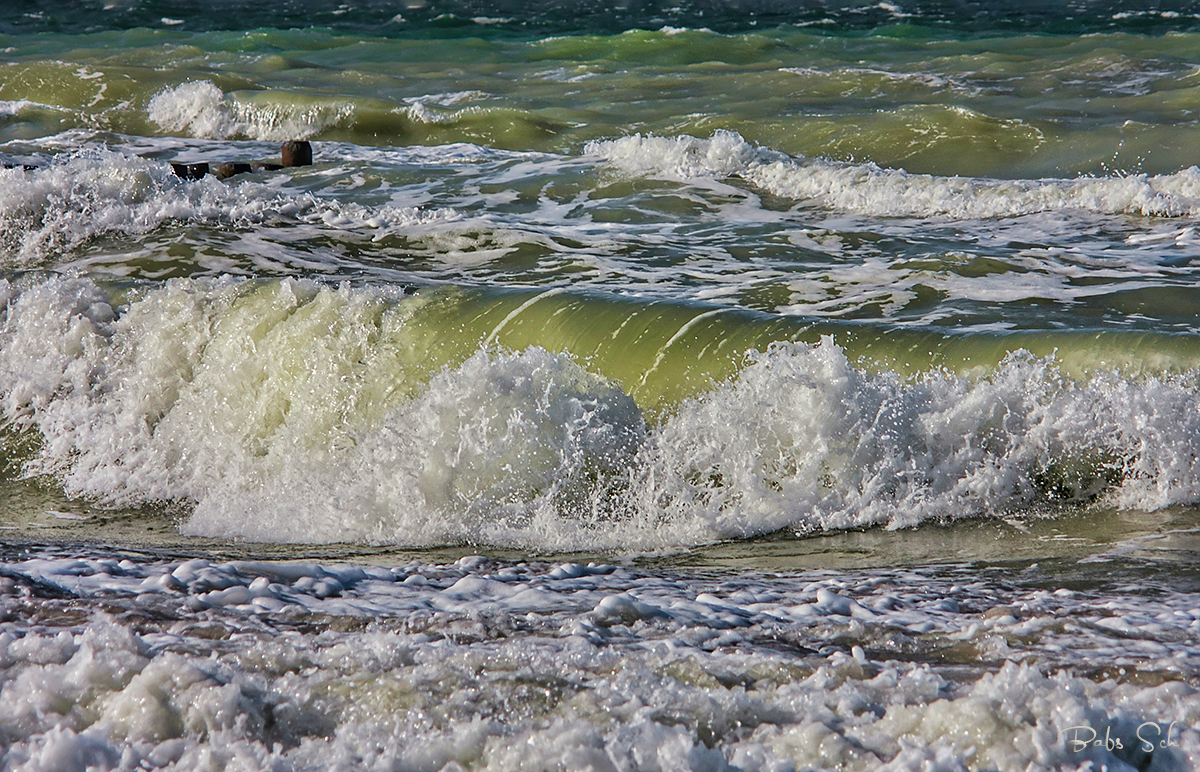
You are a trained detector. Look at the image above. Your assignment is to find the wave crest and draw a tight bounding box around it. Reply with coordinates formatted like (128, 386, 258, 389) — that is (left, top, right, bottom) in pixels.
(148, 81, 354, 141)
(588, 130, 1200, 219)
(4, 278, 1200, 550)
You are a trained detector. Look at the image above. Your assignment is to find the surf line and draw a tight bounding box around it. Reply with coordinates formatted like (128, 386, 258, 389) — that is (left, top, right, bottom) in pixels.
(483, 287, 569, 347)
(637, 308, 729, 389)
(170, 140, 313, 180)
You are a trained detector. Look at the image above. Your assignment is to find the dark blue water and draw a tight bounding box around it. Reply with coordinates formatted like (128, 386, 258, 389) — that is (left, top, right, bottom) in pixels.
(6, 0, 1200, 36)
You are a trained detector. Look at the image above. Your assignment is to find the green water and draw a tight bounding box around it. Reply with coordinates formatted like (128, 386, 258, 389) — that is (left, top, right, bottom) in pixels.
(5, 2, 1200, 558)
(4, 25, 1200, 176)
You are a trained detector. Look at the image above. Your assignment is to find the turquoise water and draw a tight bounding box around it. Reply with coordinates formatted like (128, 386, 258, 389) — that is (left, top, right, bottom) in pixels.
(3, 3, 1200, 770)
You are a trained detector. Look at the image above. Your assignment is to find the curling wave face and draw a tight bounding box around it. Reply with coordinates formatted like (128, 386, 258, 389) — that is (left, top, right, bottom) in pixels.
(3, 276, 1200, 550)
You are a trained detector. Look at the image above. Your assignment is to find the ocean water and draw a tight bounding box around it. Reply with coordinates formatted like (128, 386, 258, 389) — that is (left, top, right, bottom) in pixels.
(4, 1, 1200, 769)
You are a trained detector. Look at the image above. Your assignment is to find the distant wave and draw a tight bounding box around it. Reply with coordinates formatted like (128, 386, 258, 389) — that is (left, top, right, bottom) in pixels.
(588, 130, 1200, 219)
(145, 80, 566, 148)
(6, 0, 1200, 35)
(0, 99, 43, 118)
(148, 81, 357, 142)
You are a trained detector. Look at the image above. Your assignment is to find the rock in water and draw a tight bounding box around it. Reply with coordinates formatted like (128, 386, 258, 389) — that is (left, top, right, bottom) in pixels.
(170, 162, 209, 180)
(215, 162, 253, 179)
(282, 140, 313, 167)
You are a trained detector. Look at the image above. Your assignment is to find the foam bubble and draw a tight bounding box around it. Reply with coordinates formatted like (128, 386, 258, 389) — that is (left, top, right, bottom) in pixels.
(587, 130, 1200, 219)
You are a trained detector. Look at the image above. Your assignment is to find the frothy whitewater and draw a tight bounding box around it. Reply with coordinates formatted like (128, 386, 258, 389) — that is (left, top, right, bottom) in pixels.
(4, 3, 1200, 770)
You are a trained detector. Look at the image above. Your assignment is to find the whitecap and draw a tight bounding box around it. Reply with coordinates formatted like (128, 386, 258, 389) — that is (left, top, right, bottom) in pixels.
(588, 130, 1200, 219)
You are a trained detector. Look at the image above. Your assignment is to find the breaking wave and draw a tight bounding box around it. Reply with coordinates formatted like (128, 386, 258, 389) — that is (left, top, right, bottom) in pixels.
(588, 130, 1200, 219)
(3, 277, 1200, 550)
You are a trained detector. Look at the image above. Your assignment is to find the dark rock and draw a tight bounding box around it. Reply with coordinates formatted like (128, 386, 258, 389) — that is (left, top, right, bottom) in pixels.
(171, 162, 209, 180)
(1, 154, 41, 170)
(214, 162, 253, 179)
(281, 140, 313, 167)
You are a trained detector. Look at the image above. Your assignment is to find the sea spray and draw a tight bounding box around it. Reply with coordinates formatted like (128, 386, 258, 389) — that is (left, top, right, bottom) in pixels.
(148, 81, 357, 142)
(5, 5, 1200, 769)
(4, 276, 1200, 549)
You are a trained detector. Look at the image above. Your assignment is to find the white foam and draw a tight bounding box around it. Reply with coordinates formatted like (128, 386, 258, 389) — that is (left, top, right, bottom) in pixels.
(5, 278, 1200, 550)
(1, 552, 1198, 771)
(184, 343, 648, 546)
(148, 81, 354, 141)
(403, 90, 488, 108)
(629, 338, 1200, 536)
(147, 81, 237, 139)
(0, 149, 456, 265)
(587, 130, 1200, 219)
(401, 102, 497, 127)
(0, 99, 43, 118)
(16, 133, 1185, 324)
(779, 65, 982, 98)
